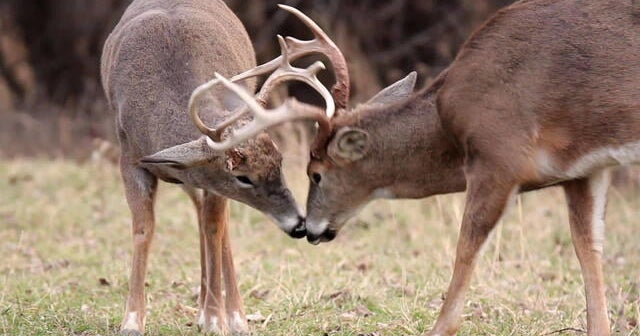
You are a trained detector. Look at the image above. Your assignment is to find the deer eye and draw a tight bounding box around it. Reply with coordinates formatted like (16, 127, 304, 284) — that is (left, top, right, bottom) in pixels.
(235, 175, 254, 187)
(311, 172, 322, 184)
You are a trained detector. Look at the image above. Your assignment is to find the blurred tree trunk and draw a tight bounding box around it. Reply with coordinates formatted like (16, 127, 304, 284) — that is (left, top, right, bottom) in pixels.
(0, 0, 130, 112)
(0, 1, 36, 111)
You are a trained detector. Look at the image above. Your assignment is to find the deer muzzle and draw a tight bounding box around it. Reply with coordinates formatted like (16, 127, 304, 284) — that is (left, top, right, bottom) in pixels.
(287, 216, 307, 239)
(306, 227, 337, 245)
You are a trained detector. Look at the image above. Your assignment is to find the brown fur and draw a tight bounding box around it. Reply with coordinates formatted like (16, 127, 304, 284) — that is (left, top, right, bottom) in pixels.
(305, 0, 639, 335)
(101, 1, 302, 334)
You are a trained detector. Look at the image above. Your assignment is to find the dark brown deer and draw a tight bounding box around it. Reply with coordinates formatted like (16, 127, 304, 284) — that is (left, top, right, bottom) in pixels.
(216, 0, 640, 335)
(100, 1, 348, 335)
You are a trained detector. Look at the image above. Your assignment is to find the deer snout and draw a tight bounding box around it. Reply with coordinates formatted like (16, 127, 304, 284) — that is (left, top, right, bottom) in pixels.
(269, 213, 306, 239)
(287, 216, 307, 239)
(306, 227, 337, 245)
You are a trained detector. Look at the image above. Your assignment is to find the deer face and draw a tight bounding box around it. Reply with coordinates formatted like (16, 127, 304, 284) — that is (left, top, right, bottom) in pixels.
(140, 132, 306, 239)
(220, 134, 306, 238)
(304, 72, 418, 244)
(305, 126, 375, 244)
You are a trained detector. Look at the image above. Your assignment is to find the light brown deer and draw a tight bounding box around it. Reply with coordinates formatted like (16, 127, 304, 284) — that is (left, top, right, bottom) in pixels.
(214, 0, 640, 335)
(100, 1, 348, 335)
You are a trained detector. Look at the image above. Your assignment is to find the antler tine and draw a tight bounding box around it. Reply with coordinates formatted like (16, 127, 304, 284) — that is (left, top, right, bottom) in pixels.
(188, 56, 288, 141)
(255, 35, 336, 118)
(207, 73, 331, 152)
(278, 4, 350, 109)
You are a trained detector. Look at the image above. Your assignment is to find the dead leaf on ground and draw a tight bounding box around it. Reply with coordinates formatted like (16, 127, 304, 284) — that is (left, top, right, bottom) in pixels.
(341, 304, 374, 321)
(80, 304, 91, 313)
(539, 272, 557, 282)
(246, 312, 266, 323)
(324, 289, 350, 300)
(340, 311, 357, 321)
(249, 289, 270, 300)
(323, 325, 341, 335)
(354, 304, 373, 317)
(356, 262, 370, 273)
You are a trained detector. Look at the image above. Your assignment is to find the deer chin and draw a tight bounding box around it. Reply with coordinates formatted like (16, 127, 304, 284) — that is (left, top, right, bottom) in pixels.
(306, 202, 369, 244)
(305, 218, 339, 245)
(306, 227, 337, 245)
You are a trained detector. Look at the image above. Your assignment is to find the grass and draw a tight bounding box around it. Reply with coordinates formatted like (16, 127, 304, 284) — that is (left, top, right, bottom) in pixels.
(1, 158, 640, 335)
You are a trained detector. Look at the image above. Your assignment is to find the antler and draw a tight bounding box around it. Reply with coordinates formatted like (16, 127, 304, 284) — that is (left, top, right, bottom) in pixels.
(192, 36, 335, 151)
(205, 73, 331, 152)
(276, 4, 350, 109)
(188, 4, 349, 143)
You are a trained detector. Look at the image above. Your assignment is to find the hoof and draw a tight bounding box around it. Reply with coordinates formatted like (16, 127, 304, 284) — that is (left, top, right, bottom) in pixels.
(196, 311, 228, 335)
(228, 311, 249, 335)
(120, 330, 143, 336)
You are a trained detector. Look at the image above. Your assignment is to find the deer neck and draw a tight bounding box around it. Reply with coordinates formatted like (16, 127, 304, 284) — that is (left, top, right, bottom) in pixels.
(351, 88, 467, 199)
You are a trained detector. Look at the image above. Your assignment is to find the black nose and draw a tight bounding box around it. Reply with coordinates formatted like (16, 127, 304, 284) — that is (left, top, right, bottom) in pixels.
(306, 229, 337, 245)
(323, 229, 337, 241)
(288, 217, 306, 239)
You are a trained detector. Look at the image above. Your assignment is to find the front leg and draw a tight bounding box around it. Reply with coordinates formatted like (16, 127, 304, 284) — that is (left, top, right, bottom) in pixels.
(199, 192, 229, 335)
(562, 170, 611, 335)
(181, 187, 209, 330)
(427, 171, 516, 336)
(221, 216, 249, 335)
(120, 162, 158, 336)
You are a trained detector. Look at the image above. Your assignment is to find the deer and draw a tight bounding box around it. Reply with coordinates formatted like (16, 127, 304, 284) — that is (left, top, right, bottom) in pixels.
(100, 1, 349, 335)
(210, 0, 640, 335)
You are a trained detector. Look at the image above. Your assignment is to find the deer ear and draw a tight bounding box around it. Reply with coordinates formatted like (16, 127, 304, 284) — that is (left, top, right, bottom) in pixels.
(140, 137, 215, 170)
(366, 71, 417, 106)
(328, 127, 370, 162)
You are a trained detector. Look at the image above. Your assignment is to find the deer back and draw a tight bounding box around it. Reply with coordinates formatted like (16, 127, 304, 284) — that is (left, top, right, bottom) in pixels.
(437, 0, 640, 180)
(101, 0, 256, 159)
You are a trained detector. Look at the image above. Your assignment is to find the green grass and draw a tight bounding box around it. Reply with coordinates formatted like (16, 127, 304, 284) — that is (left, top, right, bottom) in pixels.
(1, 159, 640, 335)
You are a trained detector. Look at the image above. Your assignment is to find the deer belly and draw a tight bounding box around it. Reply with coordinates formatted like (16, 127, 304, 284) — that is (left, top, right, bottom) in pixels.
(535, 142, 640, 181)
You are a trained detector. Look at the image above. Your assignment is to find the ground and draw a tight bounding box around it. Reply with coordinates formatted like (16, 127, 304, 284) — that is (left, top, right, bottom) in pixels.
(1, 159, 640, 335)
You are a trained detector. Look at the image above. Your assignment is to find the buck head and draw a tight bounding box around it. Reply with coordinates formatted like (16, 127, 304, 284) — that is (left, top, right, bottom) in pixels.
(305, 72, 421, 244)
(140, 122, 307, 238)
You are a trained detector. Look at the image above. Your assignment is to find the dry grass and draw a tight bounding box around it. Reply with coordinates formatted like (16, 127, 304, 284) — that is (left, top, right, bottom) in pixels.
(1, 158, 640, 335)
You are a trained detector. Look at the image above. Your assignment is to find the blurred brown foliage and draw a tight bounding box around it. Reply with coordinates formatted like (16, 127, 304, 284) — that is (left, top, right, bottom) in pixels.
(0, 0, 514, 158)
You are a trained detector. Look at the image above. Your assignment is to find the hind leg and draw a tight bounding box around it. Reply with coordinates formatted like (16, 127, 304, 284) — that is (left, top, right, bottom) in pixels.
(563, 170, 611, 336)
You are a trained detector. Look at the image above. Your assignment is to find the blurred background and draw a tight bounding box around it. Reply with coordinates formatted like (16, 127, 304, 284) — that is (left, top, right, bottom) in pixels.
(0, 0, 514, 159)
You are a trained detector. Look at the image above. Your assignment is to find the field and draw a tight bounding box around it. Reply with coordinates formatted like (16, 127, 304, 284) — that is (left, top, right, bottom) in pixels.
(2, 158, 640, 335)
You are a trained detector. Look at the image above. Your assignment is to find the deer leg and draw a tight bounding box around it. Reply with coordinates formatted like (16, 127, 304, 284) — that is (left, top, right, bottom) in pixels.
(181, 187, 209, 328)
(427, 171, 516, 336)
(199, 192, 229, 335)
(563, 170, 611, 336)
(120, 162, 158, 336)
(221, 216, 249, 335)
